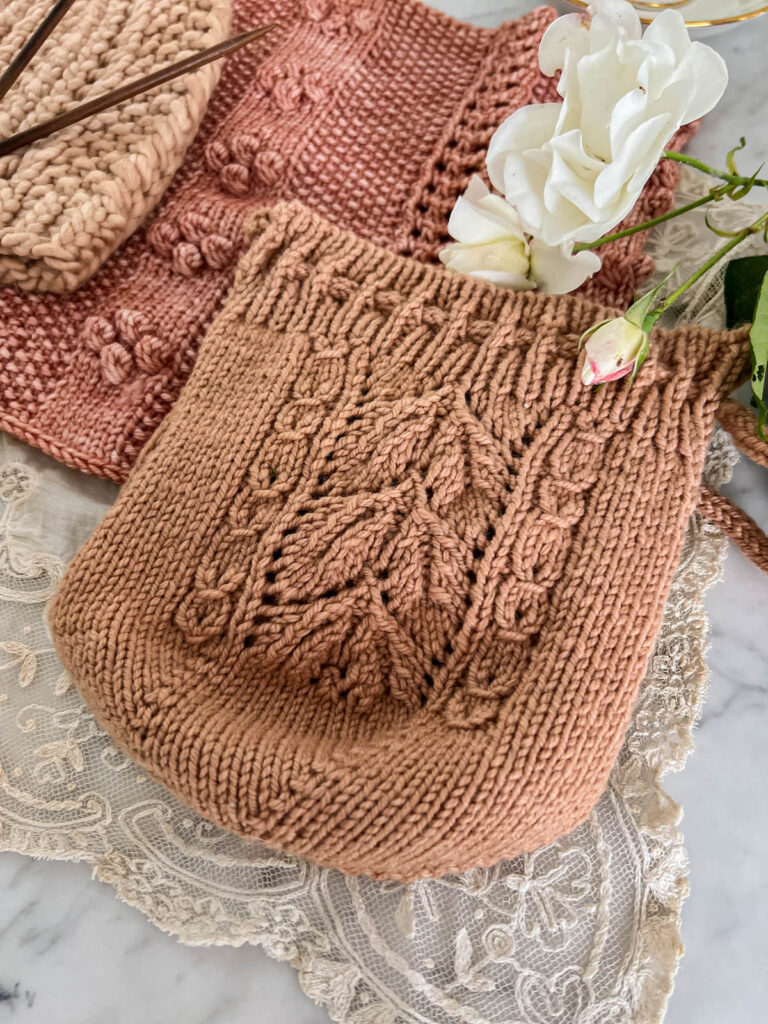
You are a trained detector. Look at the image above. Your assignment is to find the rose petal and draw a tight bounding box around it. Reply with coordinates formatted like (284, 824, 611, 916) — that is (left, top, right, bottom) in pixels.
(447, 177, 525, 245)
(486, 104, 561, 193)
(529, 239, 601, 294)
(538, 13, 588, 77)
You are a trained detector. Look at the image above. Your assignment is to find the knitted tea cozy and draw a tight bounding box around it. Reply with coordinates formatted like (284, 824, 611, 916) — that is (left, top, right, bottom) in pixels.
(0, 0, 230, 292)
(0, 0, 687, 483)
(50, 202, 750, 881)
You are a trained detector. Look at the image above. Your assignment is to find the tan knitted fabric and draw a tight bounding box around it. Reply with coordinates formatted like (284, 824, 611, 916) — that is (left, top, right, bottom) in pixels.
(0, 0, 230, 292)
(50, 203, 749, 880)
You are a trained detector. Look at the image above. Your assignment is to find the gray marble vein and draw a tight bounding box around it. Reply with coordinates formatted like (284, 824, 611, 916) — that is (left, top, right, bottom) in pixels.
(0, 3, 766, 1023)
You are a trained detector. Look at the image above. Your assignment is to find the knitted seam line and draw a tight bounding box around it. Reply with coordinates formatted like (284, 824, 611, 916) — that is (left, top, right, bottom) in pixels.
(50, 201, 749, 880)
(0, 0, 231, 292)
(0, 1, 686, 483)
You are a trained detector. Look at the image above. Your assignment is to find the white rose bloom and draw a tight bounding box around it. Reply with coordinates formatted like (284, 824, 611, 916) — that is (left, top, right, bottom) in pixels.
(486, 0, 728, 246)
(439, 176, 601, 294)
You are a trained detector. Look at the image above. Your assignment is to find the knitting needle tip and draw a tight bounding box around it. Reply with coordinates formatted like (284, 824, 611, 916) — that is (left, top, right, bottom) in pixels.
(0, 23, 278, 159)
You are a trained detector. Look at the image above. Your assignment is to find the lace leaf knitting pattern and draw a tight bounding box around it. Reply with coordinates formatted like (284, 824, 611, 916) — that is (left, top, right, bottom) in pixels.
(50, 203, 749, 880)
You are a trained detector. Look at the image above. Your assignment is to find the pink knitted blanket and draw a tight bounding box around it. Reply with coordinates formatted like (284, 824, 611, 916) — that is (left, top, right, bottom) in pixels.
(0, 0, 685, 481)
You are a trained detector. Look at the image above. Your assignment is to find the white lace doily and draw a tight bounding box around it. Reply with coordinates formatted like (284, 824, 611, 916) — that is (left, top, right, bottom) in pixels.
(0, 168, 760, 1024)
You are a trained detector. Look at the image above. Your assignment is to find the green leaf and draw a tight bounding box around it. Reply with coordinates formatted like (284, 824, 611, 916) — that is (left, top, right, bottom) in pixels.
(625, 268, 676, 328)
(704, 213, 745, 239)
(724, 255, 768, 327)
(748, 271, 768, 440)
(729, 163, 764, 201)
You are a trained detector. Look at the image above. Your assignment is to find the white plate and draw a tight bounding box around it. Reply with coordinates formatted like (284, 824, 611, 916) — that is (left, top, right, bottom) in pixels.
(567, 0, 768, 34)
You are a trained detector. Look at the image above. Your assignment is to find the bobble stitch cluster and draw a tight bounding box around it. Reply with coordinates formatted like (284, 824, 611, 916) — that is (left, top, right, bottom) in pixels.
(147, 212, 237, 277)
(204, 134, 287, 197)
(83, 310, 172, 385)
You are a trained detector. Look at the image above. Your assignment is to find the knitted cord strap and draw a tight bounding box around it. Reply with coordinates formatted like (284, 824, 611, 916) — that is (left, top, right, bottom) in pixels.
(697, 484, 768, 575)
(716, 397, 768, 470)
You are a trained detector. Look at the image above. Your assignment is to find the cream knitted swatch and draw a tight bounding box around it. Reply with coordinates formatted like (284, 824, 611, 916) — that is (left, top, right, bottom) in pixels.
(0, 0, 231, 292)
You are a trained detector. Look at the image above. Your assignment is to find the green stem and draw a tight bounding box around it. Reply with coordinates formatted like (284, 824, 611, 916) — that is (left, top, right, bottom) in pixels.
(574, 152, 768, 254)
(574, 192, 722, 252)
(653, 208, 768, 316)
(662, 149, 768, 190)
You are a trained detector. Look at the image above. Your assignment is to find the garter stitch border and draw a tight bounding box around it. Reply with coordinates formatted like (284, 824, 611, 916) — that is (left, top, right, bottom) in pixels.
(0, 0, 231, 292)
(50, 202, 749, 880)
(0, 0, 690, 483)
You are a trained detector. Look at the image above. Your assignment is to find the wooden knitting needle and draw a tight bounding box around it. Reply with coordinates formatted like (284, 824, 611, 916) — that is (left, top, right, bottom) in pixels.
(0, 0, 80, 105)
(0, 24, 277, 159)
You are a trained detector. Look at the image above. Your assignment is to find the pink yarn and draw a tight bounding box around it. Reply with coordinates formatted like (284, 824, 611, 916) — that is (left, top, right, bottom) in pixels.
(0, 0, 687, 482)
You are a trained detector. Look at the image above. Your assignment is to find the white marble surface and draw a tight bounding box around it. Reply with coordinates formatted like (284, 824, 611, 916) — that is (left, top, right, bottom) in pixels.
(1, 3, 766, 1022)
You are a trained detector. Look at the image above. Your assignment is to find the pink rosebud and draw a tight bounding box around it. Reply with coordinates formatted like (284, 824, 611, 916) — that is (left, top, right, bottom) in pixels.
(581, 317, 647, 386)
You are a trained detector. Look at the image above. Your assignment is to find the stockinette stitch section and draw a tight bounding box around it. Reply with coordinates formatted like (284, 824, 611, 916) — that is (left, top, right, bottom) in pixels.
(50, 202, 749, 881)
(0, 0, 231, 292)
(0, 0, 685, 483)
